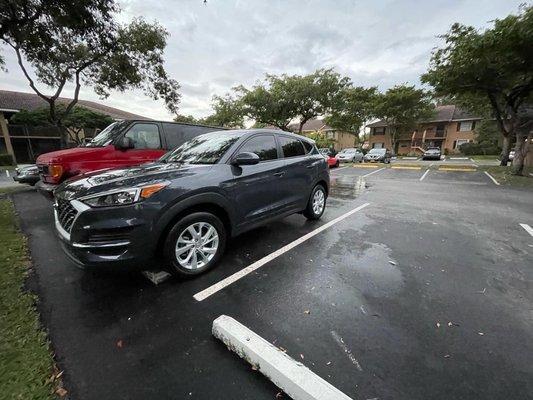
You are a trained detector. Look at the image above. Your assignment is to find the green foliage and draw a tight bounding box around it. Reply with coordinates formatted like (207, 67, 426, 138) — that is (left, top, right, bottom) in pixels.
(174, 114, 201, 124)
(475, 120, 500, 146)
(325, 86, 378, 133)
(459, 142, 500, 156)
(422, 5, 533, 168)
(304, 131, 335, 149)
(0, 153, 14, 165)
(234, 68, 350, 131)
(373, 85, 434, 152)
(202, 94, 245, 128)
(0, 199, 57, 399)
(12, 105, 114, 144)
(1, 0, 179, 147)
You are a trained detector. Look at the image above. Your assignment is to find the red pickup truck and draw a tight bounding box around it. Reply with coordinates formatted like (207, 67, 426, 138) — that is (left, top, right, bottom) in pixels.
(36, 120, 222, 198)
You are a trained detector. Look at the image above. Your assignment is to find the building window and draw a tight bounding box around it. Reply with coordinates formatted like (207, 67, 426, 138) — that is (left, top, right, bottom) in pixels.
(454, 139, 471, 149)
(373, 127, 385, 135)
(457, 121, 475, 132)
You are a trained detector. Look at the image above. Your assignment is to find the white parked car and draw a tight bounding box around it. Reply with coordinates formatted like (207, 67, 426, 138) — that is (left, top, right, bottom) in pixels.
(337, 148, 363, 163)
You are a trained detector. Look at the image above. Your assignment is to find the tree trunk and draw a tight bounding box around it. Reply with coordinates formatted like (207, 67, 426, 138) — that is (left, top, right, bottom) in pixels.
(500, 135, 510, 166)
(511, 131, 531, 176)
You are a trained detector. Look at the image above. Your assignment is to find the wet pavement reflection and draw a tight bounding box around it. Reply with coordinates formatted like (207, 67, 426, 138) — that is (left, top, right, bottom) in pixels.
(329, 174, 365, 199)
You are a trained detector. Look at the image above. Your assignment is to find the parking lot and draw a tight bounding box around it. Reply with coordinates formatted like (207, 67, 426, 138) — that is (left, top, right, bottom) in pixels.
(12, 164, 533, 400)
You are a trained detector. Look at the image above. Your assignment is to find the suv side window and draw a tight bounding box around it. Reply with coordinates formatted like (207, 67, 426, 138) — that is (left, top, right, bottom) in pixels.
(279, 136, 305, 158)
(124, 123, 161, 149)
(239, 135, 278, 161)
(302, 140, 314, 154)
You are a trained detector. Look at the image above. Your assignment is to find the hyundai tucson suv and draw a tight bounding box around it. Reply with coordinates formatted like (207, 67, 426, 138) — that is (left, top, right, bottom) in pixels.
(54, 129, 329, 276)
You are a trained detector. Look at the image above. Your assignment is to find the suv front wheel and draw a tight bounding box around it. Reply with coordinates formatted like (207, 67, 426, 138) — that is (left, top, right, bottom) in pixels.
(304, 184, 327, 220)
(164, 212, 227, 276)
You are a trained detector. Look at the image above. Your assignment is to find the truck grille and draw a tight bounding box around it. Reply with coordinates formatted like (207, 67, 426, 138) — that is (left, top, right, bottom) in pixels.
(56, 199, 78, 233)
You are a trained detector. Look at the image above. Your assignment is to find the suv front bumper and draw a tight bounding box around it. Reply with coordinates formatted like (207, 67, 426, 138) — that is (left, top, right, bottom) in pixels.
(54, 199, 159, 271)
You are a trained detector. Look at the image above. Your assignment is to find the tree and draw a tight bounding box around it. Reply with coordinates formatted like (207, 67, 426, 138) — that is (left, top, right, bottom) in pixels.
(174, 114, 201, 124)
(421, 6, 533, 174)
(1, 1, 180, 148)
(373, 85, 434, 153)
(305, 131, 335, 149)
(202, 94, 245, 128)
(325, 86, 378, 133)
(11, 105, 114, 144)
(0, 0, 117, 65)
(234, 68, 350, 132)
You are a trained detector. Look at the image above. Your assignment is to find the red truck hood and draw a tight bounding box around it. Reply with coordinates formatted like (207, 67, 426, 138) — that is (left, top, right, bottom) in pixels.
(36, 146, 109, 164)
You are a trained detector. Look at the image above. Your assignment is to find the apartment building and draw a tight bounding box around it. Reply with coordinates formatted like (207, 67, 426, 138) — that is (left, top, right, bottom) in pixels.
(367, 105, 481, 155)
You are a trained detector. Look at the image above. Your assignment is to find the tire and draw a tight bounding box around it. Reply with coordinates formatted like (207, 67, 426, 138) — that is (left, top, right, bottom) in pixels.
(304, 184, 327, 220)
(335, 161, 340, 168)
(164, 212, 226, 277)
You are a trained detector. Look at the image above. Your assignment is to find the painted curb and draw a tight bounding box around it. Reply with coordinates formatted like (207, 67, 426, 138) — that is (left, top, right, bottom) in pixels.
(212, 315, 353, 400)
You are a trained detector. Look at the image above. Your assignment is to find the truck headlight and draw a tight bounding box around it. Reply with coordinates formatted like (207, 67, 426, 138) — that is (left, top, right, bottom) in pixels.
(80, 183, 168, 207)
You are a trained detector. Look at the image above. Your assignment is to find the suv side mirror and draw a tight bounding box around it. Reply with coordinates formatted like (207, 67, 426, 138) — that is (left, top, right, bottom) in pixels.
(232, 152, 260, 166)
(116, 136, 134, 151)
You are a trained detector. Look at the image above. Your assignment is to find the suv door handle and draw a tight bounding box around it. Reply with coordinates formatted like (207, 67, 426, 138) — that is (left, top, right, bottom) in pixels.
(306, 164, 315, 169)
(273, 171, 285, 177)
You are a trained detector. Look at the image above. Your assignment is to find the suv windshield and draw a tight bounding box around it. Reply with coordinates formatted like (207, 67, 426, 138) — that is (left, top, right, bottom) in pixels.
(369, 148, 386, 154)
(163, 131, 241, 164)
(85, 121, 129, 147)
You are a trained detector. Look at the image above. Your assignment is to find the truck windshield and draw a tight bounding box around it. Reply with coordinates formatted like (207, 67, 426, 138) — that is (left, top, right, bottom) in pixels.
(163, 131, 241, 164)
(85, 121, 129, 147)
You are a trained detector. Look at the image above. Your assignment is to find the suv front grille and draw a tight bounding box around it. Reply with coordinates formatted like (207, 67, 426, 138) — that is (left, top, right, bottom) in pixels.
(56, 199, 78, 233)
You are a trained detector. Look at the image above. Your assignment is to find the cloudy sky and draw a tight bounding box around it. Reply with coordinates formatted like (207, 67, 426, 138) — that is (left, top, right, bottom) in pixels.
(0, 0, 525, 120)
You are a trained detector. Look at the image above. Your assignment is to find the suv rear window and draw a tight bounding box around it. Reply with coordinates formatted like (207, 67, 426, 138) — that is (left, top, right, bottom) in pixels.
(279, 136, 305, 158)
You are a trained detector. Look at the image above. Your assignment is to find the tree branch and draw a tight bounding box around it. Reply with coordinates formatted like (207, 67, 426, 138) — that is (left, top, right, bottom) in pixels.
(10, 43, 50, 104)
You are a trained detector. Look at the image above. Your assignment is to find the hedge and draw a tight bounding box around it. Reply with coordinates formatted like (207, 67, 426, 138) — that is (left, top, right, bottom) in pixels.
(459, 143, 501, 156)
(0, 153, 14, 166)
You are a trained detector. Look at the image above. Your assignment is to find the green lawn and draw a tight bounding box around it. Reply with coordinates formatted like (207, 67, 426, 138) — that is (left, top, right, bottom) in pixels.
(480, 166, 533, 188)
(0, 199, 60, 399)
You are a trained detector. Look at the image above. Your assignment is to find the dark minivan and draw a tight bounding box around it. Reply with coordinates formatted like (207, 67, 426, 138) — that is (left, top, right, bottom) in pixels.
(36, 120, 223, 197)
(54, 129, 329, 276)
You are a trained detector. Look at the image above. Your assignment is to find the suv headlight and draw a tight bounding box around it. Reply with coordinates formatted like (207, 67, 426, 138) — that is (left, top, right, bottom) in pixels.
(80, 183, 168, 208)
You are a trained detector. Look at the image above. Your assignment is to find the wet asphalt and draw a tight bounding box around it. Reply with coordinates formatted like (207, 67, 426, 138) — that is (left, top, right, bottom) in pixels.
(12, 165, 533, 400)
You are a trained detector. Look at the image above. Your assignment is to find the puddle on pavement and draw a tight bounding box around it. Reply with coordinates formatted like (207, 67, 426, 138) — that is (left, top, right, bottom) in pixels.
(330, 175, 366, 199)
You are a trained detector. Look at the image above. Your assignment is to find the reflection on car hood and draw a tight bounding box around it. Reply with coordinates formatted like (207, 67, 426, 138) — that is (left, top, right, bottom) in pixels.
(55, 162, 212, 200)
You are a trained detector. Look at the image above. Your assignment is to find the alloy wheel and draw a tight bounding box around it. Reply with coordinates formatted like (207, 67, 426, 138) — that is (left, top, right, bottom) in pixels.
(175, 222, 219, 270)
(312, 189, 325, 215)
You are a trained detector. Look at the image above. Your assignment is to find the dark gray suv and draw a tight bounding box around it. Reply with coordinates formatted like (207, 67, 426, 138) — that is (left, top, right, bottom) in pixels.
(54, 129, 329, 276)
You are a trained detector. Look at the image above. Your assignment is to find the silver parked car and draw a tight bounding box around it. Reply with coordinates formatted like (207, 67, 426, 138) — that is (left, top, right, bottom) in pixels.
(337, 148, 363, 163)
(364, 148, 392, 163)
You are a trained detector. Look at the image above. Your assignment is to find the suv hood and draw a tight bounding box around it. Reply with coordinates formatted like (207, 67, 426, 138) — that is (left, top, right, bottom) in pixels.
(55, 162, 212, 200)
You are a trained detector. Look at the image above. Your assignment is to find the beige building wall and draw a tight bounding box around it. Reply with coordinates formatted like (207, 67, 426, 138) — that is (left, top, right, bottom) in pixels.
(302, 129, 357, 151)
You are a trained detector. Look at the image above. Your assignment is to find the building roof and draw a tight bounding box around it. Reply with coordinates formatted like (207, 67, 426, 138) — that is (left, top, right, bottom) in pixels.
(366, 105, 481, 128)
(288, 118, 335, 132)
(0, 90, 150, 120)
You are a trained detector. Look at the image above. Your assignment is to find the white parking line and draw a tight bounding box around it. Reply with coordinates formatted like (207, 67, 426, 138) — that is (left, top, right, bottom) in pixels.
(520, 223, 533, 237)
(484, 171, 500, 185)
(362, 168, 385, 178)
(213, 315, 353, 400)
(5, 170, 9, 178)
(419, 169, 430, 181)
(193, 202, 371, 301)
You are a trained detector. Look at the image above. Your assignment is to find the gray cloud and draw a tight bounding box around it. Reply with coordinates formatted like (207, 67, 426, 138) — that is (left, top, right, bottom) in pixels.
(1, 0, 525, 120)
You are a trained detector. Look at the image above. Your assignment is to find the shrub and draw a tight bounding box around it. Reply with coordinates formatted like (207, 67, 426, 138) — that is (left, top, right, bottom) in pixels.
(459, 142, 500, 155)
(0, 153, 14, 166)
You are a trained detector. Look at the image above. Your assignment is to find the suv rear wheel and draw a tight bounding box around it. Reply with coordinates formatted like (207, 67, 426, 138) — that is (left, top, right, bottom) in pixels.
(164, 212, 226, 276)
(304, 184, 327, 220)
